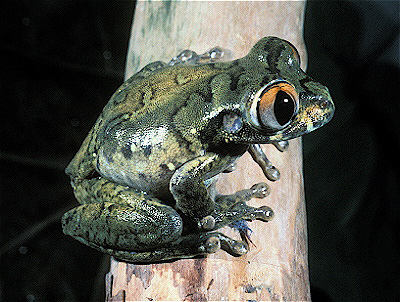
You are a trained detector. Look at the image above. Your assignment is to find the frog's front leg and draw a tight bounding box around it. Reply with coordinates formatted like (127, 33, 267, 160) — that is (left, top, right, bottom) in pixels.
(170, 153, 273, 232)
(170, 153, 227, 220)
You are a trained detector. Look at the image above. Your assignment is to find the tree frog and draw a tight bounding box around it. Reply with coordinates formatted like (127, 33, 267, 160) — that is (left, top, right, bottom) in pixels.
(62, 37, 334, 263)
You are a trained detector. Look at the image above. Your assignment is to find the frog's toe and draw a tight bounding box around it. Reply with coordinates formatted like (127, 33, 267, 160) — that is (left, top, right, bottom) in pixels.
(250, 182, 271, 198)
(273, 141, 289, 152)
(248, 144, 281, 181)
(202, 232, 248, 256)
(222, 162, 237, 173)
(218, 234, 249, 256)
(215, 182, 271, 208)
(169, 49, 199, 65)
(252, 205, 274, 222)
(204, 236, 221, 254)
(265, 166, 281, 181)
(228, 240, 248, 256)
(199, 215, 216, 230)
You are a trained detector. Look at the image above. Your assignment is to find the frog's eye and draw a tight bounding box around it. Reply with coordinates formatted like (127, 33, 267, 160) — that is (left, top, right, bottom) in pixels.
(249, 81, 298, 131)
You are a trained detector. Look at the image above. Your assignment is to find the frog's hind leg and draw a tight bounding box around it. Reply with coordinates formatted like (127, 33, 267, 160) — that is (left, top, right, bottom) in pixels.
(83, 231, 248, 263)
(62, 178, 184, 254)
(62, 199, 183, 253)
(63, 178, 253, 262)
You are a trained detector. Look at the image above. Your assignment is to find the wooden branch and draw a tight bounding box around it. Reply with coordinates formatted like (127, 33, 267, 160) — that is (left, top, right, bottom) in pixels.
(106, 1, 310, 301)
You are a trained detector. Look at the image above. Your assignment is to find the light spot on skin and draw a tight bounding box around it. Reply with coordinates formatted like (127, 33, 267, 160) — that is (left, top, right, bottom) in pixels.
(167, 163, 175, 171)
(190, 128, 197, 134)
(176, 74, 190, 85)
(306, 120, 315, 132)
(258, 54, 267, 63)
(202, 104, 240, 121)
(114, 152, 124, 162)
(132, 127, 168, 148)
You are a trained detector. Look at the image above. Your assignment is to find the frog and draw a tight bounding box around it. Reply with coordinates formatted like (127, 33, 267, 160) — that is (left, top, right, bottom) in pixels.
(62, 36, 334, 263)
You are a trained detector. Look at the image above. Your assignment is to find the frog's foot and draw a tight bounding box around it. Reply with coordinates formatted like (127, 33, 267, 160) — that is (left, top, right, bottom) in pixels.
(199, 183, 274, 231)
(81, 232, 247, 263)
(193, 232, 249, 257)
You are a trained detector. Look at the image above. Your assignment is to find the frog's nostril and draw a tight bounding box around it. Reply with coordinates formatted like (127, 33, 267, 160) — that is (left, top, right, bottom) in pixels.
(320, 99, 330, 109)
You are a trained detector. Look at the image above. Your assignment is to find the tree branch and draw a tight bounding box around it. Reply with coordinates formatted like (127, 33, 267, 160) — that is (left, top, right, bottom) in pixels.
(106, 1, 310, 300)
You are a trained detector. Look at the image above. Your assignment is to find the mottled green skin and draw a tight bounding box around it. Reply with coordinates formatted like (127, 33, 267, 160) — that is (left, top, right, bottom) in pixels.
(62, 37, 334, 263)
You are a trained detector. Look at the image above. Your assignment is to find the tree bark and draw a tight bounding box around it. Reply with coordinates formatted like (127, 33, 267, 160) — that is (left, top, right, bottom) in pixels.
(106, 0, 310, 301)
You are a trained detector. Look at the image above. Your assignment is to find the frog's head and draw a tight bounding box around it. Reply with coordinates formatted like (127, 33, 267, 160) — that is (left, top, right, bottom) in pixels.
(222, 36, 334, 144)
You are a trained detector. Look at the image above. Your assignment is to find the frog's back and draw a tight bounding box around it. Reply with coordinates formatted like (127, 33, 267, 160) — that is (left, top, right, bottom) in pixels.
(66, 61, 225, 183)
(102, 62, 225, 120)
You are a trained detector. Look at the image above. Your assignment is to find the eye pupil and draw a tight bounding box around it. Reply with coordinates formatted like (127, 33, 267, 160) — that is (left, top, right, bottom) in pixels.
(274, 90, 295, 126)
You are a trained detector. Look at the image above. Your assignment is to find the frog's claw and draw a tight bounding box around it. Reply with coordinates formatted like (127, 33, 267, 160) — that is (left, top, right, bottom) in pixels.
(230, 220, 254, 246)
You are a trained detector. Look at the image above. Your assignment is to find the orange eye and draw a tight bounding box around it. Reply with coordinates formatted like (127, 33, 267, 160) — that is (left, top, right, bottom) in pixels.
(249, 81, 298, 131)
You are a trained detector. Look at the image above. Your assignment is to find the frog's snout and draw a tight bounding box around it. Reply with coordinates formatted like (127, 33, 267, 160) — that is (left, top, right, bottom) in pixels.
(317, 96, 335, 126)
(304, 97, 334, 133)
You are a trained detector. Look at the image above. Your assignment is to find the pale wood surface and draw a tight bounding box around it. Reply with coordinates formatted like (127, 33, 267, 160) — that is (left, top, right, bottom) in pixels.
(106, 1, 310, 301)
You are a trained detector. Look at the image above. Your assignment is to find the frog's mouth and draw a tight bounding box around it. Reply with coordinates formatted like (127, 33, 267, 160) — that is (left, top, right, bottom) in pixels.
(267, 96, 335, 141)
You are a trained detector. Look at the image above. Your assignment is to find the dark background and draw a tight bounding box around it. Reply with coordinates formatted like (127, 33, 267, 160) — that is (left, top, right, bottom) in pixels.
(0, 1, 399, 301)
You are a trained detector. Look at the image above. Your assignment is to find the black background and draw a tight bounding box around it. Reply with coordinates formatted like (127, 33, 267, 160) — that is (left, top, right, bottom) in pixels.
(1, 1, 399, 301)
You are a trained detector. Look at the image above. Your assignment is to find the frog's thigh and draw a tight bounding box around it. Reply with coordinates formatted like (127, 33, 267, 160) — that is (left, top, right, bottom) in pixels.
(62, 197, 183, 251)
